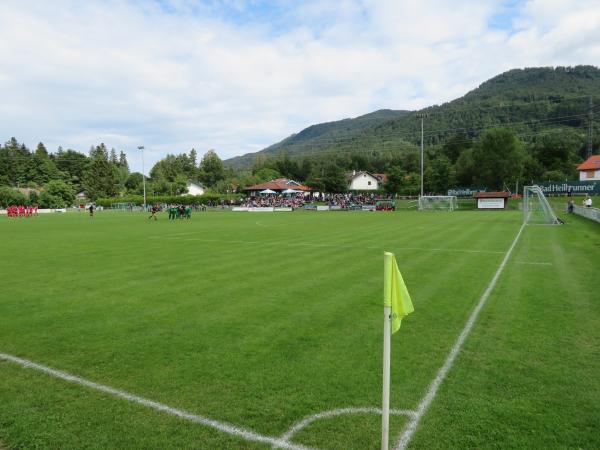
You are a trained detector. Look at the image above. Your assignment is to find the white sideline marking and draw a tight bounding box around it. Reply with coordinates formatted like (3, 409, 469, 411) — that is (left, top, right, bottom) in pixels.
(0, 352, 313, 450)
(149, 236, 503, 255)
(274, 407, 416, 449)
(394, 223, 526, 450)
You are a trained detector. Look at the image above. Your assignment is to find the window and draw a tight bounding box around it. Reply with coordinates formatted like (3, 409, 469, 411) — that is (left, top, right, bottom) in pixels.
(368, 181, 372, 186)
(587, 171, 594, 179)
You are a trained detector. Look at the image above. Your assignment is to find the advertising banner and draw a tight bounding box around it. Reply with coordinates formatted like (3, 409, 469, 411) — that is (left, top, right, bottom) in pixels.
(447, 187, 487, 197)
(536, 181, 600, 195)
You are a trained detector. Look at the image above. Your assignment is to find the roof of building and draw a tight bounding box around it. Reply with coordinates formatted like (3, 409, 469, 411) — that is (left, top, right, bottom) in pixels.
(244, 178, 312, 191)
(576, 155, 600, 171)
(473, 191, 511, 198)
(346, 171, 387, 182)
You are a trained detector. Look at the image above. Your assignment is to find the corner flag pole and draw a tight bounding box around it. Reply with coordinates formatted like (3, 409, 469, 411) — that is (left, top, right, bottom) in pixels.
(382, 252, 392, 450)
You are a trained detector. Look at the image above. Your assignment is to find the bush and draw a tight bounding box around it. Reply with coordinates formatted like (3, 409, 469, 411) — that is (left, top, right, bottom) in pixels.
(0, 187, 27, 208)
(39, 192, 65, 208)
(43, 180, 75, 207)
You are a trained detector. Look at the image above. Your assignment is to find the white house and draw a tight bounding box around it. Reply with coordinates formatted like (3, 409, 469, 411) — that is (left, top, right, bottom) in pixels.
(185, 181, 205, 196)
(577, 155, 600, 181)
(346, 171, 386, 190)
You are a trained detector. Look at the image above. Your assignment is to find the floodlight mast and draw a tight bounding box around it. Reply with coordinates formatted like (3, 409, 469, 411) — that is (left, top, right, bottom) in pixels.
(416, 113, 428, 197)
(138, 146, 146, 211)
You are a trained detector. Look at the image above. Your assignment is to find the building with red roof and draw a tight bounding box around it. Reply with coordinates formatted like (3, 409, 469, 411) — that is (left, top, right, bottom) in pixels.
(576, 155, 600, 181)
(244, 178, 313, 196)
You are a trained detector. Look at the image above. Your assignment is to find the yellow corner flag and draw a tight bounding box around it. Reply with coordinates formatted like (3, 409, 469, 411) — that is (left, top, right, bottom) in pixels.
(383, 252, 414, 334)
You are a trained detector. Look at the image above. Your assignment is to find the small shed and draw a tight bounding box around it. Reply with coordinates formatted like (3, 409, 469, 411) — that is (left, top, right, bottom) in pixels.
(473, 191, 510, 210)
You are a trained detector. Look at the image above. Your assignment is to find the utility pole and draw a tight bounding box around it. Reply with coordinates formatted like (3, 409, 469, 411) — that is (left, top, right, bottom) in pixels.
(416, 113, 428, 197)
(138, 146, 146, 211)
(588, 96, 594, 158)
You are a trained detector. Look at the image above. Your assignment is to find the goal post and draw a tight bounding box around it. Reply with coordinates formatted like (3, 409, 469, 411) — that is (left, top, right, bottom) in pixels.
(523, 185, 560, 224)
(418, 195, 458, 211)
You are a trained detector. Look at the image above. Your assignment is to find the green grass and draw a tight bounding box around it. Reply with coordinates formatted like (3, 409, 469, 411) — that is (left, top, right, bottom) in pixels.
(0, 209, 598, 449)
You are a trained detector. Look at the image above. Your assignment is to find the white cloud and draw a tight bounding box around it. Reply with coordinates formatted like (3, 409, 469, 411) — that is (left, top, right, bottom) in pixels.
(0, 0, 598, 172)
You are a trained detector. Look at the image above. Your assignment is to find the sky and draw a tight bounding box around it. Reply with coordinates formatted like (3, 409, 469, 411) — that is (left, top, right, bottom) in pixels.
(1, 0, 599, 173)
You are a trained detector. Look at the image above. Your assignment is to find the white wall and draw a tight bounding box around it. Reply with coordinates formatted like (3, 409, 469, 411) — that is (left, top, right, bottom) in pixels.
(186, 183, 205, 195)
(579, 170, 600, 181)
(349, 173, 379, 190)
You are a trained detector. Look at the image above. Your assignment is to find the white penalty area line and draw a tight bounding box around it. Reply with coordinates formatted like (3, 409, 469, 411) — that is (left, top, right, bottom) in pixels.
(394, 222, 527, 450)
(0, 352, 313, 450)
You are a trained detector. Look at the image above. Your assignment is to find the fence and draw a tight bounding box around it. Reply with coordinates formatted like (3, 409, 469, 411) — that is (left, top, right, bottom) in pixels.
(572, 204, 600, 224)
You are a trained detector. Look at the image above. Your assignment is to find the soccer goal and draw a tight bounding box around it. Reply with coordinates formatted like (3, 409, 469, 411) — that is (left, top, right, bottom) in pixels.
(418, 195, 458, 211)
(523, 185, 560, 224)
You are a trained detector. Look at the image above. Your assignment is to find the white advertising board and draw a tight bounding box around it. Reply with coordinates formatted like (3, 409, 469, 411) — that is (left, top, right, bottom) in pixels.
(248, 207, 274, 212)
(316, 206, 330, 211)
(477, 198, 505, 209)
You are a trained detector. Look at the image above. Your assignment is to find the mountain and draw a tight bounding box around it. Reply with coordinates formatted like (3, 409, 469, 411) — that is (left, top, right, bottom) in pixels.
(224, 66, 600, 168)
(225, 109, 410, 169)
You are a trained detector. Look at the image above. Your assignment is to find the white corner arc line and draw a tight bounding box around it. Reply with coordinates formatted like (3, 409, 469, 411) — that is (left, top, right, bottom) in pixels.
(394, 223, 526, 450)
(0, 352, 314, 450)
(273, 407, 416, 449)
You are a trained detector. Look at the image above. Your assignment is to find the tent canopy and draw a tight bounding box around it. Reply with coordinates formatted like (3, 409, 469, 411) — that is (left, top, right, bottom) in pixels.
(259, 189, 276, 194)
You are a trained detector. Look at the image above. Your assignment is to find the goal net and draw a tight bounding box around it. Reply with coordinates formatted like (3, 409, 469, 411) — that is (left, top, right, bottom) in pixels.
(523, 185, 560, 224)
(111, 202, 141, 211)
(418, 195, 458, 211)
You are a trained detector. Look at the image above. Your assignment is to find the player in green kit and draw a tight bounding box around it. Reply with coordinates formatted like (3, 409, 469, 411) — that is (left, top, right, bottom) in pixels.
(185, 206, 192, 219)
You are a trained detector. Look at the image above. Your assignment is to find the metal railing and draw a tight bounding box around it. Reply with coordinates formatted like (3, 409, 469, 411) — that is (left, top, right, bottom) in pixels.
(572, 204, 600, 223)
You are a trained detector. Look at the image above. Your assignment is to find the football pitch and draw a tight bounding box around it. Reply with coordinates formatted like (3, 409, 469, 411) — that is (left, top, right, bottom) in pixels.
(0, 209, 598, 449)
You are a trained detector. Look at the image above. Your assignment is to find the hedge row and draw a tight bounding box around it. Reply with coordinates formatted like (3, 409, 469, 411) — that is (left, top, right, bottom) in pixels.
(95, 193, 244, 207)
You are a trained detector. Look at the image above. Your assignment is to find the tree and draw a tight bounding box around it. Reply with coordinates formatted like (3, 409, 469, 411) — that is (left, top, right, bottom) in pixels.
(428, 155, 455, 194)
(455, 149, 475, 186)
(442, 133, 472, 164)
(273, 155, 301, 180)
(1, 138, 31, 186)
(118, 151, 129, 170)
(199, 150, 225, 187)
(110, 148, 118, 165)
(532, 130, 582, 179)
(472, 129, 525, 190)
(25, 154, 63, 186)
(254, 167, 281, 182)
(56, 150, 89, 191)
(35, 142, 49, 158)
(42, 180, 75, 207)
(384, 166, 407, 194)
(125, 172, 144, 193)
(189, 148, 198, 168)
(322, 165, 347, 193)
(83, 144, 120, 200)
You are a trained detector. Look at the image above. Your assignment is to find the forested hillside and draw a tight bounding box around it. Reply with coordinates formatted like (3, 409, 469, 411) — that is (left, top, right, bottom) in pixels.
(225, 109, 410, 169)
(225, 66, 600, 167)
